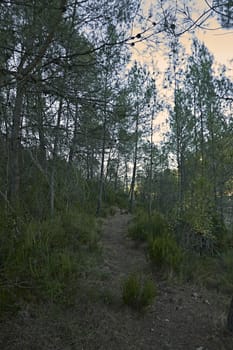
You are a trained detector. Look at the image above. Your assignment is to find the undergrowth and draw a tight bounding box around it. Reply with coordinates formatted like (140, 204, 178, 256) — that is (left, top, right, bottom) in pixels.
(122, 273, 156, 311)
(148, 234, 183, 275)
(128, 209, 233, 293)
(128, 210, 182, 275)
(0, 208, 101, 313)
(128, 210, 170, 242)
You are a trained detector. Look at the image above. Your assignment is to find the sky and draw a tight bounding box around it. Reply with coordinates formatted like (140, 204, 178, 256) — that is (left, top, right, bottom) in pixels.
(136, 0, 233, 70)
(131, 0, 233, 144)
(196, 27, 233, 66)
(181, 10, 233, 71)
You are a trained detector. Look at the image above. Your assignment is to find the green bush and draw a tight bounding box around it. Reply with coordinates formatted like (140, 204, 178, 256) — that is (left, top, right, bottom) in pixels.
(128, 210, 170, 242)
(0, 209, 100, 310)
(3, 217, 79, 299)
(219, 249, 233, 293)
(61, 210, 100, 250)
(210, 214, 230, 252)
(179, 253, 218, 285)
(122, 273, 156, 311)
(128, 212, 149, 241)
(104, 186, 128, 209)
(148, 234, 183, 274)
(175, 248, 233, 294)
(0, 286, 18, 314)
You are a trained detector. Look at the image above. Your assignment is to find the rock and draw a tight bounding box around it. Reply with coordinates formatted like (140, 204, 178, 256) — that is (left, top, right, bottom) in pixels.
(192, 292, 199, 299)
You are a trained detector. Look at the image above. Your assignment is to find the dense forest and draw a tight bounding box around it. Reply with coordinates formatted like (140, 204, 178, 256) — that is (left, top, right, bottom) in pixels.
(0, 0, 233, 341)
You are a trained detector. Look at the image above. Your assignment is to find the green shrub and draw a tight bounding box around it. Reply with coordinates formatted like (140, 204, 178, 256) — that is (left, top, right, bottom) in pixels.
(221, 249, 233, 271)
(0, 209, 100, 310)
(175, 248, 233, 294)
(0, 286, 18, 314)
(128, 212, 149, 241)
(210, 215, 230, 252)
(3, 218, 79, 300)
(219, 249, 233, 293)
(148, 234, 183, 274)
(61, 210, 100, 249)
(140, 278, 157, 307)
(122, 273, 156, 311)
(178, 253, 218, 285)
(109, 206, 117, 216)
(128, 210, 170, 242)
(104, 186, 128, 209)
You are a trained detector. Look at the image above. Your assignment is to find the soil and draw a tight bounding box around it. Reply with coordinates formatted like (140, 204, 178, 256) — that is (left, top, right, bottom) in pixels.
(0, 210, 233, 350)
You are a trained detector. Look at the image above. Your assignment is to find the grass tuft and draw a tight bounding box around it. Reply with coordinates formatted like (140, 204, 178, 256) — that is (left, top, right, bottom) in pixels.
(122, 273, 156, 311)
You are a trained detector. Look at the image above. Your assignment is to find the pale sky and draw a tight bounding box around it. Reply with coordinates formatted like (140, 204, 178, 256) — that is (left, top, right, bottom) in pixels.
(195, 27, 233, 66)
(139, 0, 233, 68)
(181, 16, 233, 71)
(130, 0, 233, 144)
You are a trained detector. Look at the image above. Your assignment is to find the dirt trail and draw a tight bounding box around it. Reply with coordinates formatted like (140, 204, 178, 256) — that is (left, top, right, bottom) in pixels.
(100, 212, 150, 286)
(0, 211, 232, 350)
(94, 211, 232, 350)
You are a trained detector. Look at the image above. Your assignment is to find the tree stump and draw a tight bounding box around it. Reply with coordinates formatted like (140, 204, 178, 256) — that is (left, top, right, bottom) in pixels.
(227, 296, 233, 332)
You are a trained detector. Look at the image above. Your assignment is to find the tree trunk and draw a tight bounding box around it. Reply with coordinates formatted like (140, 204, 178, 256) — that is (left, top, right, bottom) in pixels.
(227, 296, 233, 332)
(114, 154, 120, 191)
(90, 148, 95, 180)
(208, 103, 218, 212)
(96, 114, 107, 216)
(10, 82, 24, 204)
(68, 103, 79, 165)
(37, 95, 47, 165)
(124, 158, 128, 192)
(129, 110, 139, 213)
(50, 98, 63, 216)
(148, 111, 154, 217)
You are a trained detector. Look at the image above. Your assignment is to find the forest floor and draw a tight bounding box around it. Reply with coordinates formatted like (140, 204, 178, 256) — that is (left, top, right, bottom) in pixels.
(0, 210, 233, 350)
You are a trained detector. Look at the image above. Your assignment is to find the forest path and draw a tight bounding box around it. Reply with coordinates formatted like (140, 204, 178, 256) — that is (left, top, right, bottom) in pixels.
(78, 210, 232, 350)
(0, 211, 232, 350)
(100, 211, 150, 291)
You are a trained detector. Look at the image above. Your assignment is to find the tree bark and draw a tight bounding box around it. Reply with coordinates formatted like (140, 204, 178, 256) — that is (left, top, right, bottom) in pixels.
(129, 109, 139, 213)
(114, 154, 120, 191)
(37, 95, 47, 165)
(227, 296, 233, 332)
(148, 110, 154, 217)
(96, 114, 107, 216)
(50, 98, 63, 216)
(68, 103, 79, 165)
(9, 81, 24, 204)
